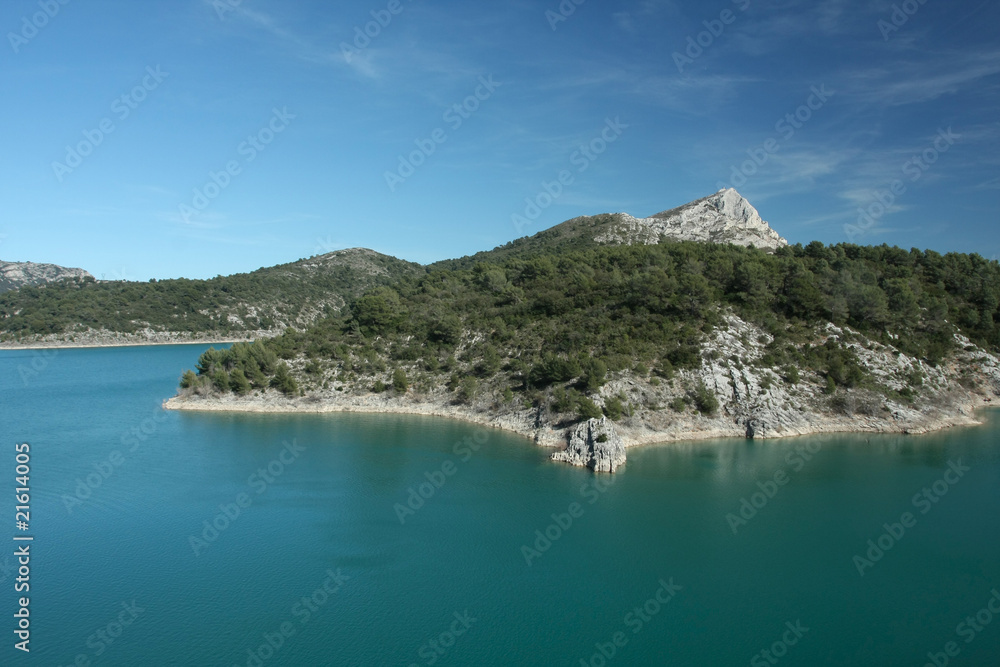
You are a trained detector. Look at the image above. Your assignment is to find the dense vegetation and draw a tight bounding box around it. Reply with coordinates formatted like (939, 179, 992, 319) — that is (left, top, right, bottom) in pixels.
(0, 251, 422, 338)
(428, 213, 627, 272)
(183, 240, 1000, 415)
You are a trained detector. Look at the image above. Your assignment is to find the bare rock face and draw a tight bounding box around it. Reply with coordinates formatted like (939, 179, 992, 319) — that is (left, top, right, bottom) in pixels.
(0, 261, 92, 293)
(595, 188, 788, 252)
(745, 417, 766, 439)
(551, 417, 626, 473)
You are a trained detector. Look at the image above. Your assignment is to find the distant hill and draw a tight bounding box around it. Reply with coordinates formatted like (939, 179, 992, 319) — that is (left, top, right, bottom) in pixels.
(0, 248, 424, 341)
(1, 189, 786, 343)
(0, 260, 92, 293)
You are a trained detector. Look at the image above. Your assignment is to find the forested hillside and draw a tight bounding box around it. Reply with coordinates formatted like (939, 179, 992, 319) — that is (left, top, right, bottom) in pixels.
(0, 249, 423, 340)
(182, 240, 1000, 416)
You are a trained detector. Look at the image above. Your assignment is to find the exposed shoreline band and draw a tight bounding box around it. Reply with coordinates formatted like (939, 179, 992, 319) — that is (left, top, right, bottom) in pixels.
(162, 391, 994, 452)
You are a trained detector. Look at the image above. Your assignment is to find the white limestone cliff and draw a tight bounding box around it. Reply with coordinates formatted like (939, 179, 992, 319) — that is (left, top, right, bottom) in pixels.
(596, 188, 788, 252)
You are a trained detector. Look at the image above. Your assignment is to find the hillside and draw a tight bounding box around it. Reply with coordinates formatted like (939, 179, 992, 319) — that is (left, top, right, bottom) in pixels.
(0, 249, 424, 345)
(0, 189, 787, 346)
(167, 237, 1000, 471)
(0, 260, 92, 293)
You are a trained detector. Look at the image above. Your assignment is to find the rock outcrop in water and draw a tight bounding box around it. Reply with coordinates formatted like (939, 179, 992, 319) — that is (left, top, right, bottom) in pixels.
(551, 417, 626, 472)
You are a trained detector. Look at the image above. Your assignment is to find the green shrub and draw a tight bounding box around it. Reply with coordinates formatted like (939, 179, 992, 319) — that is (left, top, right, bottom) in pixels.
(392, 368, 408, 393)
(577, 396, 603, 420)
(580, 358, 608, 391)
(603, 395, 624, 420)
(180, 369, 197, 389)
(551, 387, 577, 413)
(270, 364, 299, 396)
(691, 383, 719, 416)
(457, 377, 478, 403)
(654, 361, 674, 379)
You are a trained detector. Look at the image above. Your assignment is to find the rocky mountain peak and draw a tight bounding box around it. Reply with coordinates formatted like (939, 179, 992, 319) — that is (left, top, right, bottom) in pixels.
(595, 188, 788, 252)
(0, 260, 93, 293)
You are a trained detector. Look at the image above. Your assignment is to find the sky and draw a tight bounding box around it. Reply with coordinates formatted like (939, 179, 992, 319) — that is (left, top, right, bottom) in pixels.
(1, 0, 998, 281)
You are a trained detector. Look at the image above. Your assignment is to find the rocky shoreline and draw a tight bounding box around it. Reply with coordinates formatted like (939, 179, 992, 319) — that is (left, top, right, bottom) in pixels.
(162, 314, 1000, 472)
(8, 315, 998, 472)
(0, 330, 269, 350)
(163, 381, 996, 473)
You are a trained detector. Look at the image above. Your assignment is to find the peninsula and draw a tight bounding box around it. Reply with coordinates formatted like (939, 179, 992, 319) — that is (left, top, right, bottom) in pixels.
(161, 190, 1000, 471)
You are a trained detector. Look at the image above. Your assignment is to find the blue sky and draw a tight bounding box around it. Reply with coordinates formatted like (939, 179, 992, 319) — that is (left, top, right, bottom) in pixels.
(1, 0, 998, 280)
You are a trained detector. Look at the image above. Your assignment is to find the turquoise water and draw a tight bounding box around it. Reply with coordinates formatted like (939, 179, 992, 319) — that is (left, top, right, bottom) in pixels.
(1, 345, 999, 666)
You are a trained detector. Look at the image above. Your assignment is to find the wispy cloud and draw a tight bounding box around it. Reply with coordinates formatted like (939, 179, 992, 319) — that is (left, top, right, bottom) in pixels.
(202, 1, 349, 73)
(842, 49, 1000, 108)
(975, 175, 1000, 190)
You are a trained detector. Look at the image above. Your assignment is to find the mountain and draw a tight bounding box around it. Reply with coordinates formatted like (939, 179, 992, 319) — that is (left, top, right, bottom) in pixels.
(0, 260, 93, 293)
(597, 188, 787, 251)
(2, 189, 782, 344)
(0, 248, 423, 344)
(169, 231, 1000, 472)
(431, 188, 786, 271)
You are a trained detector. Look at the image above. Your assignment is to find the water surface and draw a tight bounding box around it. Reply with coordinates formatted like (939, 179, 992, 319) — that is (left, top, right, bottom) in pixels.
(1, 345, 998, 665)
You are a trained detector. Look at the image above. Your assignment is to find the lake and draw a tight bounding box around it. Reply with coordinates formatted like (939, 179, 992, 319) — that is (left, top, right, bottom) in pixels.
(1, 344, 999, 666)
